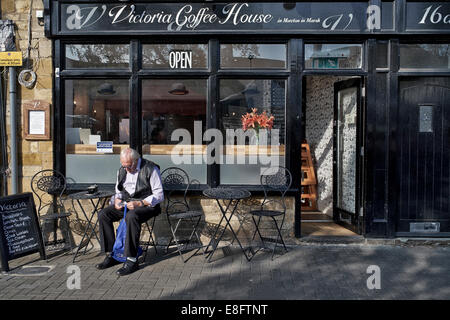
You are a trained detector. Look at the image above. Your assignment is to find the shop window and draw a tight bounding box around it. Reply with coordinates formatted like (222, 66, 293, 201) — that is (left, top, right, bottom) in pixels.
(220, 44, 287, 69)
(305, 44, 363, 69)
(400, 44, 450, 69)
(65, 44, 130, 69)
(65, 79, 129, 183)
(142, 44, 208, 69)
(142, 79, 207, 183)
(219, 79, 286, 185)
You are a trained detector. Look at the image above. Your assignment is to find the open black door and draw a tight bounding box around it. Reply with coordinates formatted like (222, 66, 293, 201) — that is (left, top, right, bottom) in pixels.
(333, 78, 364, 234)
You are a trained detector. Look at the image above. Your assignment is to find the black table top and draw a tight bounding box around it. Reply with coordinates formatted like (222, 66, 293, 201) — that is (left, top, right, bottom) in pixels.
(203, 187, 251, 200)
(68, 189, 115, 200)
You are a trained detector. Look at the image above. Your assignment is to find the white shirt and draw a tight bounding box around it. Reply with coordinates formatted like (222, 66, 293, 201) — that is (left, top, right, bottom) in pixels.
(115, 158, 164, 207)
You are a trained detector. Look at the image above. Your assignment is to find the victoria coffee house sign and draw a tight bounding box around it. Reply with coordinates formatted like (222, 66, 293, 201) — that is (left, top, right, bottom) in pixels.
(48, 2, 450, 34)
(58, 2, 396, 34)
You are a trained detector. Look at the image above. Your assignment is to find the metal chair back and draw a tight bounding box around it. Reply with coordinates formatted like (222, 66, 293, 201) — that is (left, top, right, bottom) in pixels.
(259, 166, 292, 213)
(161, 167, 191, 216)
(30, 169, 67, 217)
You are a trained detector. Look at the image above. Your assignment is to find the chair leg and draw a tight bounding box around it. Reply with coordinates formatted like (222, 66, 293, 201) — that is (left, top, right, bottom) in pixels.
(60, 217, 75, 255)
(271, 216, 287, 260)
(252, 215, 266, 248)
(142, 218, 157, 262)
(185, 216, 206, 260)
(40, 222, 50, 263)
(170, 219, 186, 263)
(251, 216, 262, 241)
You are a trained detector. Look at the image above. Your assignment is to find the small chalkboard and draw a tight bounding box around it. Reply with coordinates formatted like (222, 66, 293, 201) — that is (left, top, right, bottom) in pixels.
(0, 193, 46, 272)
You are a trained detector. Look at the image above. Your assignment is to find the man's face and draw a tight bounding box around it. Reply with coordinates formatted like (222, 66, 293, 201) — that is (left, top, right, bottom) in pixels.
(120, 156, 137, 173)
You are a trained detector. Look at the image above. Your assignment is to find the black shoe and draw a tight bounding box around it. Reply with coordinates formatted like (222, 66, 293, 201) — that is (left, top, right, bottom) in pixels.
(95, 255, 121, 270)
(116, 260, 139, 276)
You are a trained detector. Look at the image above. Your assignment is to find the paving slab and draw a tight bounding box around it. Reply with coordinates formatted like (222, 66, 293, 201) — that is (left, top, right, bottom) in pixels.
(0, 243, 449, 300)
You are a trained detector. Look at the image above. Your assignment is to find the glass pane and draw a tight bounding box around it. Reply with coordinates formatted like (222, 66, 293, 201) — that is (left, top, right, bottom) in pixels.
(305, 44, 363, 69)
(219, 79, 286, 185)
(65, 44, 129, 69)
(419, 105, 433, 133)
(143, 44, 208, 69)
(336, 86, 357, 214)
(220, 44, 286, 69)
(376, 41, 389, 69)
(142, 79, 207, 183)
(400, 44, 450, 69)
(65, 79, 129, 183)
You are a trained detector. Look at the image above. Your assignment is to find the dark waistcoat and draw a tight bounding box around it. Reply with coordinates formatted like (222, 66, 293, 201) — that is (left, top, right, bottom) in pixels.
(117, 158, 161, 211)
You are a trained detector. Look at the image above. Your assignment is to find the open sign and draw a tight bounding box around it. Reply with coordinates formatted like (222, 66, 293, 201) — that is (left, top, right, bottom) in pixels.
(169, 50, 192, 69)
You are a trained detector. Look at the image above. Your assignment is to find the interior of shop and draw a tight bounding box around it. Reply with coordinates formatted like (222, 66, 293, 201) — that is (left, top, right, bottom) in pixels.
(301, 75, 360, 237)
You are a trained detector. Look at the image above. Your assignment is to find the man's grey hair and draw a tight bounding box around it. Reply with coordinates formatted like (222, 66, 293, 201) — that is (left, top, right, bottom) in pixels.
(120, 147, 140, 161)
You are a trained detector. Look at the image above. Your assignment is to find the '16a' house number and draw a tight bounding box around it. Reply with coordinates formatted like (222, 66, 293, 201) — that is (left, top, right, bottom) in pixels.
(169, 50, 192, 69)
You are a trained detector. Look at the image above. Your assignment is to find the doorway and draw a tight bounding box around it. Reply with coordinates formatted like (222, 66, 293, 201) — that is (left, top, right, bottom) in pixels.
(396, 77, 450, 235)
(302, 76, 364, 237)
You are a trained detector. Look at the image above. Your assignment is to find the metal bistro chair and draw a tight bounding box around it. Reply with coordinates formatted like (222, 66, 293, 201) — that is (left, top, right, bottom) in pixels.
(161, 167, 205, 263)
(30, 169, 73, 254)
(250, 166, 292, 260)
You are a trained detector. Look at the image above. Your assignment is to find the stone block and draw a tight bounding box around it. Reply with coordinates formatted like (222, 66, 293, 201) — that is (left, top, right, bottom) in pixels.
(2, 0, 15, 13)
(21, 165, 43, 177)
(34, 88, 52, 101)
(30, 141, 39, 153)
(15, 0, 30, 12)
(21, 153, 42, 166)
(39, 141, 53, 153)
(35, 76, 53, 90)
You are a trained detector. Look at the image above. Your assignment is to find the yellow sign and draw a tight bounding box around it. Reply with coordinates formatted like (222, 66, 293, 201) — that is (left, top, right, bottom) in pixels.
(0, 52, 23, 66)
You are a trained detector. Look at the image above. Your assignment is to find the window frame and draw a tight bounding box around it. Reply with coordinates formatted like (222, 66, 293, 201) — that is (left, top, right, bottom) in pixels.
(54, 37, 294, 192)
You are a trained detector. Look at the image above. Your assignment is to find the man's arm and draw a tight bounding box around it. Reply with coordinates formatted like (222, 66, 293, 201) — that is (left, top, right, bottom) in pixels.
(114, 171, 124, 209)
(142, 167, 164, 207)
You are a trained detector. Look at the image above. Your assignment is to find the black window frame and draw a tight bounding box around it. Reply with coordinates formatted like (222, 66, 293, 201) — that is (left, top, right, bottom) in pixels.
(54, 36, 299, 193)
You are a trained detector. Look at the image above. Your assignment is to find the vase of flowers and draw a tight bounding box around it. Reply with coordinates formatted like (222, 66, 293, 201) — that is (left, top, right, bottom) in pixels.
(241, 108, 275, 145)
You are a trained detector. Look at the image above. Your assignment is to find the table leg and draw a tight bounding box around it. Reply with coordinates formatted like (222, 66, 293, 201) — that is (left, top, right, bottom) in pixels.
(81, 197, 108, 256)
(204, 199, 234, 255)
(206, 199, 252, 262)
(72, 198, 102, 262)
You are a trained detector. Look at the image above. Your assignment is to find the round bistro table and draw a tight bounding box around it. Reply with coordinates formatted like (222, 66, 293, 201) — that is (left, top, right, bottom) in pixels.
(202, 187, 252, 262)
(68, 189, 115, 262)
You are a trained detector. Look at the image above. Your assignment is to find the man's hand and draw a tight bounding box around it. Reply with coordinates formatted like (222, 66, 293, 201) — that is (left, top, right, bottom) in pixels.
(114, 198, 125, 210)
(126, 200, 145, 210)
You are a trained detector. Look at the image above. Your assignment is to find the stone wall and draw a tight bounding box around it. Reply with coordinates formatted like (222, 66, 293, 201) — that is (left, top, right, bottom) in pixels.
(2, 0, 54, 195)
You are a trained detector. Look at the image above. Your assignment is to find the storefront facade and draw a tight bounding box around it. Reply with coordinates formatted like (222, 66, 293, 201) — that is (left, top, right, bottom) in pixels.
(2, 0, 450, 240)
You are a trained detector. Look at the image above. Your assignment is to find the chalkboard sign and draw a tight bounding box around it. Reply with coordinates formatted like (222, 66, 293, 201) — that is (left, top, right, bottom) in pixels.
(0, 193, 46, 272)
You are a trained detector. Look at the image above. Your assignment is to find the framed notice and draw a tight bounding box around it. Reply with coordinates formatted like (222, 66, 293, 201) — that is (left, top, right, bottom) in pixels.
(23, 100, 50, 140)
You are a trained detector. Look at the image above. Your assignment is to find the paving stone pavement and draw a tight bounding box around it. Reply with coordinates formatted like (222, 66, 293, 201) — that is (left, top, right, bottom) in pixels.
(1, 243, 449, 300)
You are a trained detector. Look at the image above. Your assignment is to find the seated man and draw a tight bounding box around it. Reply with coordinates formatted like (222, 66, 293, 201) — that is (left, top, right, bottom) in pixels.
(95, 147, 164, 276)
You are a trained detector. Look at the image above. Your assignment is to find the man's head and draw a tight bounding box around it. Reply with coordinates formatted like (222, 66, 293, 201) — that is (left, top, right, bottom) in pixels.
(120, 148, 140, 173)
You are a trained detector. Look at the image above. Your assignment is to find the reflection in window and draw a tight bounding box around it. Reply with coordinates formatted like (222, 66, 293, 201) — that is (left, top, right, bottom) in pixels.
(305, 44, 362, 69)
(143, 44, 208, 69)
(65, 79, 129, 183)
(142, 79, 207, 183)
(220, 44, 286, 69)
(219, 79, 286, 185)
(65, 44, 129, 69)
(400, 44, 450, 69)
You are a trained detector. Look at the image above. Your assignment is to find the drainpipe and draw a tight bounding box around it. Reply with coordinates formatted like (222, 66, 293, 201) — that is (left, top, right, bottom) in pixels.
(0, 69, 7, 196)
(9, 66, 17, 194)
